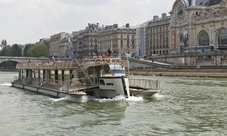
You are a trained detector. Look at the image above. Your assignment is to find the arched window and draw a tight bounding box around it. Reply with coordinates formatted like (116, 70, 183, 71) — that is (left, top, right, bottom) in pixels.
(199, 30, 209, 46)
(180, 34, 184, 43)
(218, 28, 227, 46)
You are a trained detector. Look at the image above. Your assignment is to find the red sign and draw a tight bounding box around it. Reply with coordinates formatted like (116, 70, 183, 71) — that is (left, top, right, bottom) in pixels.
(171, 32, 176, 49)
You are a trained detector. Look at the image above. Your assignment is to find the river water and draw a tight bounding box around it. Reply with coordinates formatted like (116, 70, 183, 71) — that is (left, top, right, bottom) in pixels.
(0, 71, 227, 136)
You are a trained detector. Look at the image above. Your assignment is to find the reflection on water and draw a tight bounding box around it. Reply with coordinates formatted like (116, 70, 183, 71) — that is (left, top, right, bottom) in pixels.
(1, 72, 227, 135)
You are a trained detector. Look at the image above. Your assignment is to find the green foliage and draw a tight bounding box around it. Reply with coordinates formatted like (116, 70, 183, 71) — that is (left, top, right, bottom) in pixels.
(27, 43, 49, 57)
(24, 44, 33, 57)
(0, 45, 12, 56)
(1, 39, 7, 46)
(11, 44, 22, 56)
(0, 44, 22, 56)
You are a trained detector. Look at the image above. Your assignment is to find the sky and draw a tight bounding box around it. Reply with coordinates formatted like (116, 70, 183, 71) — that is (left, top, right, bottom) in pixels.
(0, 0, 176, 45)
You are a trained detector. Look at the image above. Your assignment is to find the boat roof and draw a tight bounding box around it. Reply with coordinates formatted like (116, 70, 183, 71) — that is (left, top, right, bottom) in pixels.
(15, 58, 125, 70)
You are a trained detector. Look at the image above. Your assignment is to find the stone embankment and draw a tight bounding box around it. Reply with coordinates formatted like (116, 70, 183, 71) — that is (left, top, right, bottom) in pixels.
(130, 70, 227, 78)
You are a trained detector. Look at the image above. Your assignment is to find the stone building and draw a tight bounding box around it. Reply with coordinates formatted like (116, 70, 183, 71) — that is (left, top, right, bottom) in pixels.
(97, 23, 136, 56)
(49, 32, 70, 57)
(58, 36, 72, 58)
(147, 13, 170, 57)
(149, 0, 227, 67)
(170, 0, 227, 53)
(72, 23, 136, 59)
(136, 22, 148, 57)
(72, 23, 99, 59)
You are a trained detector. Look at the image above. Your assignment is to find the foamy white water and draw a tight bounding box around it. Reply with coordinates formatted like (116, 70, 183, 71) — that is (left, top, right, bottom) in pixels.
(153, 93, 164, 98)
(49, 95, 90, 103)
(0, 83, 12, 86)
(50, 95, 144, 103)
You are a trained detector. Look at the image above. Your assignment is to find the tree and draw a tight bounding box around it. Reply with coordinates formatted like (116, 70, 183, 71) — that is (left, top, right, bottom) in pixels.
(0, 39, 7, 49)
(1, 39, 7, 46)
(11, 44, 22, 57)
(24, 44, 33, 57)
(0, 45, 12, 56)
(27, 43, 49, 57)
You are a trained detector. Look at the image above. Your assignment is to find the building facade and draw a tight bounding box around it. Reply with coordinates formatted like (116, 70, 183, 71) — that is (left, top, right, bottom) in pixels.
(58, 36, 72, 58)
(72, 23, 99, 59)
(169, 0, 227, 53)
(72, 23, 136, 59)
(147, 13, 170, 57)
(97, 23, 136, 56)
(136, 22, 148, 57)
(49, 32, 70, 57)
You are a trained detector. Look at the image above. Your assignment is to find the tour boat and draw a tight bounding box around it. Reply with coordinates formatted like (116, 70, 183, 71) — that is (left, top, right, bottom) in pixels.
(11, 58, 159, 98)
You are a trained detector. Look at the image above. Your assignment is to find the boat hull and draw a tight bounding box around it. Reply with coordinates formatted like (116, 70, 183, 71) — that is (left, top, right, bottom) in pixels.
(12, 82, 69, 98)
(130, 89, 159, 97)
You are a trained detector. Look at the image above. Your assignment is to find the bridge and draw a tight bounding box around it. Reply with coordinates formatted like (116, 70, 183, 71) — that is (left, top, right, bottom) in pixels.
(129, 58, 172, 70)
(0, 56, 49, 64)
(2, 56, 227, 71)
(0, 56, 172, 67)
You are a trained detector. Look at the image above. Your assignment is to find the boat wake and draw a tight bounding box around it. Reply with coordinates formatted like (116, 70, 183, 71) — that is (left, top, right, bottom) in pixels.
(93, 95, 143, 103)
(0, 83, 12, 86)
(49, 95, 90, 103)
(153, 93, 164, 98)
(49, 95, 144, 103)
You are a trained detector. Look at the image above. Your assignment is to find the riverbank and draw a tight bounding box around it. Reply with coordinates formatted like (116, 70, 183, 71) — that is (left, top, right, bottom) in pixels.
(130, 70, 227, 78)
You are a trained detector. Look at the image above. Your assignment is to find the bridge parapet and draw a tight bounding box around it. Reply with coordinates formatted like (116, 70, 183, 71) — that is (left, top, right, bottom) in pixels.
(0, 56, 49, 64)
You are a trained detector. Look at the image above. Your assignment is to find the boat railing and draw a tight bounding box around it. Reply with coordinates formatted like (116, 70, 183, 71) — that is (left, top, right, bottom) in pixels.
(82, 58, 129, 77)
(129, 77, 160, 90)
(12, 76, 93, 93)
(16, 60, 81, 69)
(82, 58, 123, 64)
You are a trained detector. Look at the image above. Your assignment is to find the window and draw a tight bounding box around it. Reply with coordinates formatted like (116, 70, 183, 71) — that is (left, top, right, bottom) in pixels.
(199, 30, 209, 46)
(218, 28, 227, 46)
(180, 34, 184, 43)
(99, 79, 105, 85)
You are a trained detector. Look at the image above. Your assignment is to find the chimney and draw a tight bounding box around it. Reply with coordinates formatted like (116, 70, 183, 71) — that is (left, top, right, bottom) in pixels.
(97, 23, 99, 27)
(153, 15, 159, 21)
(88, 23, 90, 26)
(113, 24, 118, 28)
(162, 13, 167, 19)
(126, 23, 130, 28)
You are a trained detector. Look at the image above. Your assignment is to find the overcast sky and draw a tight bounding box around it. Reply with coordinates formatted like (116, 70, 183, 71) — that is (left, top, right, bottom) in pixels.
(0, 0, 176, 45)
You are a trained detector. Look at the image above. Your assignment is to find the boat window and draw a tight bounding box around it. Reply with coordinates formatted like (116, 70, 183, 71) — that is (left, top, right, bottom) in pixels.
(111, 70, 125, 74)
(99, 79, 105, 85)
(106, 83, 114, 86)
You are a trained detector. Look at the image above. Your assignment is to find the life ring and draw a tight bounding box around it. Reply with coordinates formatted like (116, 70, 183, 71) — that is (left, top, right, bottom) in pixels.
(75, 81, 82, 89)
(120, 62, 124, 68)
(43, 62, 47, 67)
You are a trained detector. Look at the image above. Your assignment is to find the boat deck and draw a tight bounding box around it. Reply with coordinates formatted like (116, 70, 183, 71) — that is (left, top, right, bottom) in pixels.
(68, 85, 99, 94)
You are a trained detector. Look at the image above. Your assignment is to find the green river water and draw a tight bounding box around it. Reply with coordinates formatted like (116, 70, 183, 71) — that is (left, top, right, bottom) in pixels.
(0, 71, 227, 136)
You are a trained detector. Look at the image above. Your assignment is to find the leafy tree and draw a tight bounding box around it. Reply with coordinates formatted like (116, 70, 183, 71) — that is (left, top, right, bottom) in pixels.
(0, 45, 12, 56)
(0, 39, 7, 51)
(24, 44, 33, 57)
(27, 43, 49, 57)
(11, 44, 22, 56)
(1, 39, 7, 46)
